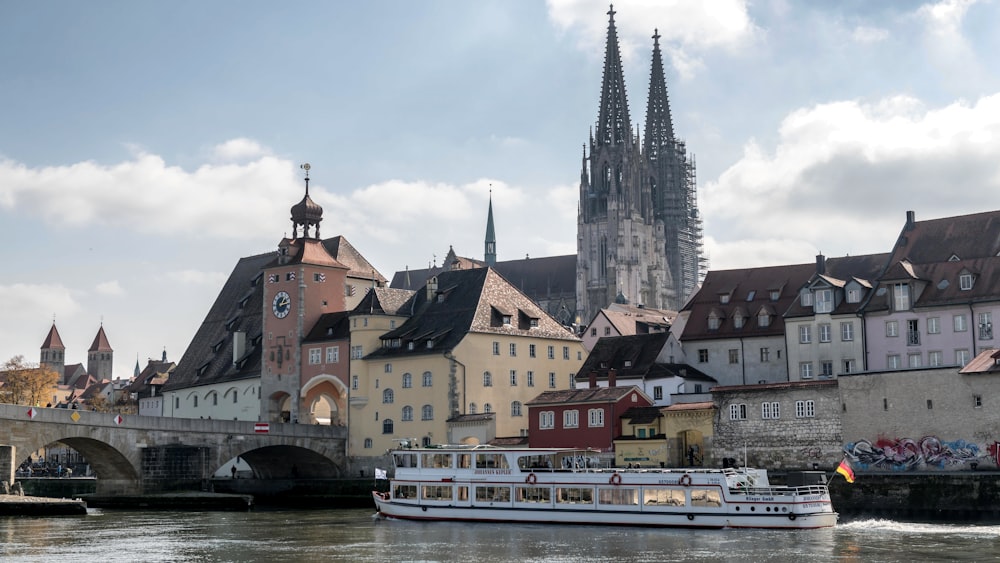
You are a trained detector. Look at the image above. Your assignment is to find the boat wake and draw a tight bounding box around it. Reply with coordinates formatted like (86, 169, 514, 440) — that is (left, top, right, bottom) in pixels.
(839, 518, 1000, 537)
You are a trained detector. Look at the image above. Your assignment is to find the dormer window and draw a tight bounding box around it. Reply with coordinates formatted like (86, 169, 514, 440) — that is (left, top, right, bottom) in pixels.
(733, 315, 745, 329)
(847, 288, 860, 303)
(529, 318, 539, 328)
(708, 313, 721, 331)
(719, 294, 730, 304)
(502, 315, 512, 325)
(624, 360, 632, 367)
(758, 311, 771, 327)
(960, 273, 974, 291)
(815, 289, 833, 314)
(892, 283, 911, 311)
(800, 290, 813, 307)
(746, 290, 756, 302)
(769, 290, 780, 301)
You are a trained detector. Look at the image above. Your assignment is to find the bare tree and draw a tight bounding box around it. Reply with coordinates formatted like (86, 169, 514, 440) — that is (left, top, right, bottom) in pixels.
(1, 356, 59, 406)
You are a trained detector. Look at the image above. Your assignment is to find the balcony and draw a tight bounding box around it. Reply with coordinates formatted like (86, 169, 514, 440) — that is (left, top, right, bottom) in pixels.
(907, 331, 920, 346)
(980, 324, 994, 340)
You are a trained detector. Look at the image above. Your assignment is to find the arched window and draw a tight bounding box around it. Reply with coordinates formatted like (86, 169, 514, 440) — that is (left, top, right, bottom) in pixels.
(483, 371, 493, 387)
(402, 373, 412, 388)
(382, 419, 394, 434)
(193, 396, 198, 408)
(382, 389, 394, 404)
(402, 405, 413, 421)
(422, 371, 433, 387)
(422, 405, 434, 420)
(511, 401, 522, 417)
(469, 403, 477, 414)
(484, 403, 493, 414)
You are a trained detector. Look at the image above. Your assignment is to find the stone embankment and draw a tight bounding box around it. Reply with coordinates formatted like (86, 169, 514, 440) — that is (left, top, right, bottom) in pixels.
(0, 494, 87, 516)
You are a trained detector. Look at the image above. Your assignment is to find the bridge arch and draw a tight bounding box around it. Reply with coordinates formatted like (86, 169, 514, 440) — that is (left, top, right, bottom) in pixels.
(301, 374, 347, 426)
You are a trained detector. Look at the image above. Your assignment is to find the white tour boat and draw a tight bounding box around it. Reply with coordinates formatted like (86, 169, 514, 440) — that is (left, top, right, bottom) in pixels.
(372, 445, 838, 529)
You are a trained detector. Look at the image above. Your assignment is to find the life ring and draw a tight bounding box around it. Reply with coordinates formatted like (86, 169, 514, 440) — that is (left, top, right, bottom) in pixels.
(609, 473, 622, 486)
(525, 472, 538, 485)
(679, 474, 692, 487)
(686, 513, 695, 521)
(788, 514, 797, 521)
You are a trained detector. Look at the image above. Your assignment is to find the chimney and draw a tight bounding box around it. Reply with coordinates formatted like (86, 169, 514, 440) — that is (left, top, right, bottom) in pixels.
(426, 276, 438, 301)
(905, 210, 916, 230)
(233, 331, 246, 365)
(816, 254, 826, 276)
(589, 371, 598, 389)
(608, 368, 617, 387)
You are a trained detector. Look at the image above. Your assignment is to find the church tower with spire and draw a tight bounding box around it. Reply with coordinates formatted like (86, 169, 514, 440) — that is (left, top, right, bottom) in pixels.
(576, 6, 703, 326)
(40, 321, 66, 383)
(87, 324, 114, 381)
(484, 192, 497, 267)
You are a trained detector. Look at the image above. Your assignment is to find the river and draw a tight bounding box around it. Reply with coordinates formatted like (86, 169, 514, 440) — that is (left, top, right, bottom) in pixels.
(1, 508, 998, 562)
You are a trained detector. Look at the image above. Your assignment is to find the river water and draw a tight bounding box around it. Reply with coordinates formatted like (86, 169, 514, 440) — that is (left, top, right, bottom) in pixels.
(1, 508, 998, 562)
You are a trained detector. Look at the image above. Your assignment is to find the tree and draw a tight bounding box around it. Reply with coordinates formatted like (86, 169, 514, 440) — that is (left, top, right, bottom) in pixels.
(1, 356, 60, 406)
(87, 394, 113, 413)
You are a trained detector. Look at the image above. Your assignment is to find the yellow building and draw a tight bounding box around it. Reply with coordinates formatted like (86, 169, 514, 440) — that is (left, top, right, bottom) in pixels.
(614, 401, 715, 468)
(349, 267, 585, 455)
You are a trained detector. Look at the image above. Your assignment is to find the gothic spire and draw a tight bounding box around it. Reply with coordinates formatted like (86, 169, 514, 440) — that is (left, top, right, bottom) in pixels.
(643, 29, 674, 161)
(596, 4, 632, 147)
(484, 190, 497, 266)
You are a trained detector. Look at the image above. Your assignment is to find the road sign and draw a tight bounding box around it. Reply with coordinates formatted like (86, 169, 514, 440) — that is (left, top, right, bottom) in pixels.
(254, 423, 270, 434)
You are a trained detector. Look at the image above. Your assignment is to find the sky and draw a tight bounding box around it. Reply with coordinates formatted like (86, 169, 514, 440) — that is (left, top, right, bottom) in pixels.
(3, 0, 1000, 380)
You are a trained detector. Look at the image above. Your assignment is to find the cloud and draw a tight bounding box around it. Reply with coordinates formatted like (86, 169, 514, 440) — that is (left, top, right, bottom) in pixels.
(95, 280, 124, 296)
(851, 26, 889, 44)
(210, 138, 272, 162)
(546, 0, 757, 76)
(1, 283, 81, 322)
(701, 92, 1000, 269)
(166, 269, 229, 286)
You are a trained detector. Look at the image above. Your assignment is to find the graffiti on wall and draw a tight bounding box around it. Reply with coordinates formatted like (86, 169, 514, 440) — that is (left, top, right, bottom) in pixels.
(844, 436, 983, 470)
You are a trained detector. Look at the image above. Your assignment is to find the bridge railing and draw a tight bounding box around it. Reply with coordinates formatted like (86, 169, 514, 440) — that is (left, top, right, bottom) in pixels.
(0, 403, 346, 439)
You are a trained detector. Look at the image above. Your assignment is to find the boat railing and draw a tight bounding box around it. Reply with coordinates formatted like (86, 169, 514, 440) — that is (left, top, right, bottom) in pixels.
(729, 484, 829, 497)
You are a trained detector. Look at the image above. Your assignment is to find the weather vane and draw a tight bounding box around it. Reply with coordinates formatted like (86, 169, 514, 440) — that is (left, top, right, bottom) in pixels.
(300, 163, 311, 191)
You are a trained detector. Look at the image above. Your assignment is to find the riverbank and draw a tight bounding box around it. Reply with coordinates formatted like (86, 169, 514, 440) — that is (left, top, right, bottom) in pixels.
(83, 491, 253, 511)
(0, 494, 87, 516)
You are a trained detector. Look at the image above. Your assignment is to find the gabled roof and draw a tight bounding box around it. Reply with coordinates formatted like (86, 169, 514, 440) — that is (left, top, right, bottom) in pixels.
(390, 253, 577, 302)
(353, 287, 417, 317)
(89, 326, 113, 352)
(784, 253, 888, 318)
(620, 406, 662, 424)
(888, 209, 1000, 265)
(126, 359, 175, 395)
(321, 236, 387, 282)
(526, 385, 648, 406)
(662, 401, 714, 412)
(578, 332, 669, 379)
(365, 267, 578, 359)
(40, 323, 65, 350)
(304, 311, 351, 342)
(959, 348, 1000, 374)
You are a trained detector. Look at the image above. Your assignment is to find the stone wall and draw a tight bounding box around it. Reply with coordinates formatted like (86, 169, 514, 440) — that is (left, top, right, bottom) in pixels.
(0, 446, 13, 486)
(141, 446, 210, 492)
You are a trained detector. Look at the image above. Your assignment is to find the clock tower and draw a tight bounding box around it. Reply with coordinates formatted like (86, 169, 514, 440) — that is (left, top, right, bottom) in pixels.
(261, 164, 350, 423)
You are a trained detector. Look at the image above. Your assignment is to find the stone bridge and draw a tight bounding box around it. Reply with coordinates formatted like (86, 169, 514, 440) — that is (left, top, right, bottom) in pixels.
(0, 403, 347, 495)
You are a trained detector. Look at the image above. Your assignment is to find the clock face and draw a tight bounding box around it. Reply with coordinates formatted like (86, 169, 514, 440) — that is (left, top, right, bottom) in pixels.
(272, 291, 291, 319)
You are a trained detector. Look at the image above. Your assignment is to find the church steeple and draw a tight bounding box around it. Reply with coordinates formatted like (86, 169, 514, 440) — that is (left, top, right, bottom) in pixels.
(484, 191, 497, 267)
(87, 324, 114, 381)
(643, 29, 674, 162)
(289, 163, 323, 240)
(40, 321, 66, 382)
(595, 4, 632, 147)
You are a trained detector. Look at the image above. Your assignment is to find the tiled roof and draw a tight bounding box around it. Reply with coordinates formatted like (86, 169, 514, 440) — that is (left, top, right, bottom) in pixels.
(365, 267, 579, 360)
(889, 209, 1000, 265)
(304, 311, 351, 342)
(525, 385, 643, 406)
(959, 348, 1000, 374)
(89, 326, 113, 352)
(620, 406, 661, 424)
(322, 236, 388, 282)
(578, 332, 669, 378)
(352, 287, 416, 316)
(126, 360, 175, 394)
(40, 323, 65, 350)
(390, 252, 576, 301)
(711, 379, 838, 393)
(784, 253, 889, 318)
(446, 413, 495, 423)
(866, 256, 1000, 313)
(662, 401, 715, 411)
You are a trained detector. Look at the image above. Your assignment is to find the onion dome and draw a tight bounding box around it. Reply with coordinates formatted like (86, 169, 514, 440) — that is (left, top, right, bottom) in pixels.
(290, 163, 323, 239)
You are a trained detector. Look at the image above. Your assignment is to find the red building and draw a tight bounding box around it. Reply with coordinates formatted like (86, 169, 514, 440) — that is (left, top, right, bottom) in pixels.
(526, 380, 653, 453)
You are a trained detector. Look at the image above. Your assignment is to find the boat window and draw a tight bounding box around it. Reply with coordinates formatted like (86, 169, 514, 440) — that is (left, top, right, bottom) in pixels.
(393, 484, 417, 499)
(456, 486, 469, 501)
(690, 489, 722, 507)
(475, 453, 510, 469)
(515, 487, 551, 503)
(475, 486, 511, 503)
(555, 487, 593, 505)
(643, 488, 686, 506)
(421, 453, 454, 469)
(598, 487, 638, 506)
(394, 453, 417, 468)
(457, 454, 472, 468)
(421, 485, 453, 501)
(517, 455, 554, 471)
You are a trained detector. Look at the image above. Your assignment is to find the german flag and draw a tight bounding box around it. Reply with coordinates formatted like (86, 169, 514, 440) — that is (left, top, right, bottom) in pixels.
(836, 458, 855, 484)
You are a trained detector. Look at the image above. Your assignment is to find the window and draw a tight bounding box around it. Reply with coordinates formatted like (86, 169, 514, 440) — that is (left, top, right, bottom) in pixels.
(383, 419, 394, 434)
(799, 325, 812, 344)
(979, 312, 993, 340)
(760, 347, 770, 362)
(469, 403, 477, 414)
(548, 372, 556, 388)
(758, 311, 770, 327)
(351, 375, 358, 390)
(563, 410, 579, 428)
(402, 373, 412, 388)
(510, 370, 518, 386)
(590, 328, 597, 336)
(422, 371, 433, 387)
(960, 273, 974, 290)
(908, 353, 922, 368)
(795, 400, 815, 418)
(728, 349, 739, 364)
(975, 395, 983, 408)
(493, 342, 500, 355)
(841, 322, 854, 342)
(892, 283, 911, 311)
(588, 408, 605, 427)
(887, 354, 901, 369)
(308, 348, 321, 365)
(800, 290, 813, 307)
(843, 359, 856, 374)
(815, 289, 833, 313)
(819, 324, 831, 343)
(529, 344, 536, 358)
(351, 345, 363, 359)
(720, 294, 731, 304)
(886, 321, 899, 337)
(539, 411, 555, 429)
(422, 405, 433, 420)
(402, 406, 413, 421)
(653, 386, 663, 400)
(928, 317, 940, 334)
(510, 343, 517, 357)
(604, 326, 611, 336)
(193, 396, 198, 407)
(847, 288, 861, 303)
(729, 404, 747, 420)
(547, 346, 555, 359)
(733, 315, 744, 329)
(770, 290, 780, 301)
(698, 349, 708, 363)
(956, 349, 971, 366)
(761, 402, 780, 419)
(384, 363, 392, 373)
(563, 346, 570, 360)
(502, 315, 512, 325)
(527, 371, 535, 387)
(954, 315, 968, 332)
(708, 315, 721, 330)
(800, 362, 813, 379)
(326, 346, 339, 363)
(383, 389, 394, 403)
(904, 319, 919, 345)
(928, 351, 943, 366)
(511, 401, 523, 417)
(483, 372, 493, 387)
(821, 361, 833, 377)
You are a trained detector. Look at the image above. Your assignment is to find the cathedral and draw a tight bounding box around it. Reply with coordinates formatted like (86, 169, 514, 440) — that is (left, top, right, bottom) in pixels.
(576, 6, 703, 325)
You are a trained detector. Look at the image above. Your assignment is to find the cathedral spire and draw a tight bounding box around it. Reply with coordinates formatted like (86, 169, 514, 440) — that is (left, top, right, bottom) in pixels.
(484, 189, 497, 266)
(596, 4, 632, 147)
(643, 28, 674, 161)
